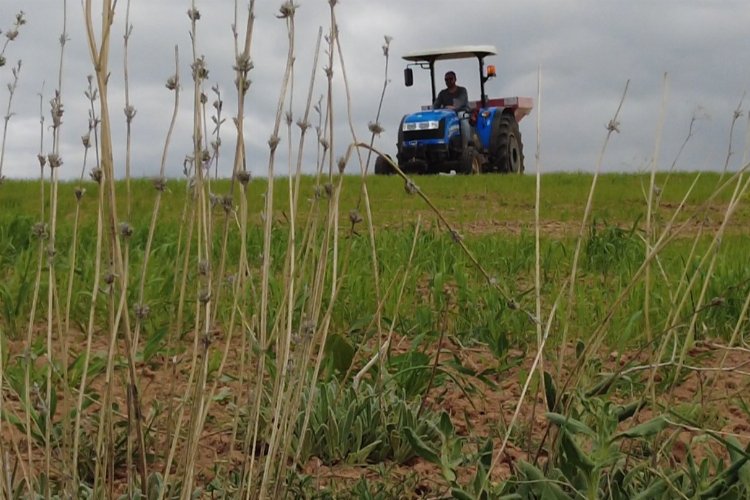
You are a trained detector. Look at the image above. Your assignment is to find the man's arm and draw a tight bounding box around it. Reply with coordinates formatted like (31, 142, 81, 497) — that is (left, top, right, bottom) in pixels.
(453, 86, 469, 112)
(433, 90, 446, 109)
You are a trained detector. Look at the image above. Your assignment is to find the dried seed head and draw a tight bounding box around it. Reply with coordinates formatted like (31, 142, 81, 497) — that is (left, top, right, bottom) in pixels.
(285, 111, 293, 126)
(277, 2, 298, 18)
(606, 119, 620, 133)
(319, 137, 329, 150)
(74, 186, 85, 201)
(0, 55, 5, 68)
(81, 133, 91, 149)
(324, 183, 333, 198)
(368, 121, 385, 135)
(382, 35, 393, 57)
(200, 92, 207, 105)
(89, 167, 103, 183)
(404, 179, 418, 195)
(296, 119, 310, 132)
(47, 153, 63, 169)
(209, 192, 220, 208)
(337, 156, 347, 173)
(234, 76, 251, 93)
(104, 272, 116, 285)
(31, 222, 49, 240)
(191, 56, 209, 81)
(166, 75, 178, 91)
(449, 229, 462, 243)
(37, 153, 47, 168)
(5, 30, 19, 42)
(349, 209, 363, 225)
(134, 303, 151, 320)
(124, 105, 137, 122)
(268, 135, 281, 152)
(187, 8, 201, 21)
(152, 177, 167, 192)
(198, 259, 210, 276)
(119, 222, 133, 239)
(233, 52, 254, 73)
(236, 171, 251, 186)
(222, 194, 233, 213)
(198, 289, 211, 304)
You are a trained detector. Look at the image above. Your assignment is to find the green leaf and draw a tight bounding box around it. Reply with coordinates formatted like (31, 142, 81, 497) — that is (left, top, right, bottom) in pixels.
(612, 415, 669, 440)
(543, 371, 557, 411)
(545, 412, 595, 436)
(450, 487, 476, 500)
(403, 427, 440, 464)
(631, 478, 669, 500)
(725, 437, 750, 492)
(560, 431, 595, 473)
(515, 460, 572, 499)
(347, 439, 382, 464)
(438, 410, 454, 436)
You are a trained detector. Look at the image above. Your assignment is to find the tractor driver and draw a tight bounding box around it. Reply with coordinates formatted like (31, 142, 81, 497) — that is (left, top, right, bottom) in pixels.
(433, 71, 471, 148)
(433, 71, 469, 112)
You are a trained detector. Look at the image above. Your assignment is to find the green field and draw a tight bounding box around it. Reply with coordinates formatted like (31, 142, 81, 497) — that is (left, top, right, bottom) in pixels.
(1, 171, 749, 498)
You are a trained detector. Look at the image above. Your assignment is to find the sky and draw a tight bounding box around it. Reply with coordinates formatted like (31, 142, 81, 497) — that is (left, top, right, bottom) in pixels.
(1, 0, 749, 181)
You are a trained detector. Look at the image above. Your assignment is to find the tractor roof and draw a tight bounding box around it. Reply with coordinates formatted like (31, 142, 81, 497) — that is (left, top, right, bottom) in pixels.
(402, 45, 497, 62)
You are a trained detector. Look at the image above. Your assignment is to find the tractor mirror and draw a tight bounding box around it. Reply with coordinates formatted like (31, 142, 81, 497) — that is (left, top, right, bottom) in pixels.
(404, 67, 414, 87)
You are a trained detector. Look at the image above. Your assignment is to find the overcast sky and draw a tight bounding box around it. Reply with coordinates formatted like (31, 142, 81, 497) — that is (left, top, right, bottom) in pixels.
(1, 0, 749, 180)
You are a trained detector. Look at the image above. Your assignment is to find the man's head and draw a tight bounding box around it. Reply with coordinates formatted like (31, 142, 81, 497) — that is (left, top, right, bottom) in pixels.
(444, 71, 457, 89)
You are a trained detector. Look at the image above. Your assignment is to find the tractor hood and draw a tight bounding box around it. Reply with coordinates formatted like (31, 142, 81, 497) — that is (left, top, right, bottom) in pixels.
(401, 109, 455, 131)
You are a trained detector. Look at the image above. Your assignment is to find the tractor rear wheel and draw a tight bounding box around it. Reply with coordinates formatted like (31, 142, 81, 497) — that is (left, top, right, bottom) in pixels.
(374, 154, 395, 175)
(459, 146, 482, 175)
(490, 113, 524, 173)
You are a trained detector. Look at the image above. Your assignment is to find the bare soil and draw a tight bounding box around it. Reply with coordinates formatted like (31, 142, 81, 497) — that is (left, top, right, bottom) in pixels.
(3, 327, 749, 498)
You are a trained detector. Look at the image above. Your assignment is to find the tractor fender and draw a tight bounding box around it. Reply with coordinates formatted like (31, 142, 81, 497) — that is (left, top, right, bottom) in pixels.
(474, 107, 513, 150)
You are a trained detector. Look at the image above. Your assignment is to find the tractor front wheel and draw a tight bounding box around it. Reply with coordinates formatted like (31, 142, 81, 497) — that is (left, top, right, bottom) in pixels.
(459, 146, 482, 175)
(490, 113, 524, 173)
(374, 154, 395, 175)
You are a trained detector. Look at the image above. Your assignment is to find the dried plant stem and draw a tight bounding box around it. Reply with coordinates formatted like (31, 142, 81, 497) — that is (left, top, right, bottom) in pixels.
(556, 80, 629, 377)
(83, 0, 148, 494)
(71, 172, 106, 492)
(0, 61, 21, 182)
(644, 74, 670, 347)
(132, 46, 180, 351)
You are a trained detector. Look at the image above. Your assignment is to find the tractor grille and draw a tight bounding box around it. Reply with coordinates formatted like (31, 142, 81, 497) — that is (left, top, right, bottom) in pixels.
(402, 120, 444, 142)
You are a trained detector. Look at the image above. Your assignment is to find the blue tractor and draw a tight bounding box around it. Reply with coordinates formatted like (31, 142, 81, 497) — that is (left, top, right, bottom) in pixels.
(375, 45, 533, 175)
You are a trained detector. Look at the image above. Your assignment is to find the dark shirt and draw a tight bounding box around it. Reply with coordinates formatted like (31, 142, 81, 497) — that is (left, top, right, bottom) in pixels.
(433, 86, 469, 112)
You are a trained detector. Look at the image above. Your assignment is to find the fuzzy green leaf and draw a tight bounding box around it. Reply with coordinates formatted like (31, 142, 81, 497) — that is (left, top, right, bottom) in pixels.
(612, 415, 668, 440)
(545, 412, 595, 436)
(544, 371, 557, 411)
(403, 426, 440, 464)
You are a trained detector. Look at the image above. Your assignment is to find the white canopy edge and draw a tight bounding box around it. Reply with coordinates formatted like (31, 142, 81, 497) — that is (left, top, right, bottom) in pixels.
(402, 45, 498, 62)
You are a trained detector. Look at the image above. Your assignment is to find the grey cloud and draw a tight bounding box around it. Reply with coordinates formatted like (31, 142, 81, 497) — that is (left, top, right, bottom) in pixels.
(1, 0, 748, 181)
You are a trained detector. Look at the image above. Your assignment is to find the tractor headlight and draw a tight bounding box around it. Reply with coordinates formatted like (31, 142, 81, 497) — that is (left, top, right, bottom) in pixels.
(402, 120, 440, 132)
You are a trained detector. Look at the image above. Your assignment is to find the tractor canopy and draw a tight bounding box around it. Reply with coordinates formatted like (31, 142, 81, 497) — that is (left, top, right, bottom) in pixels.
(402, 45, 498, 106)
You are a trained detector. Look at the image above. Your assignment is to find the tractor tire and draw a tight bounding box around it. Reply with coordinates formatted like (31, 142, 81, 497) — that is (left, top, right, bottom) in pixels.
(490, 113, 524, 173)
(458, 146, 482, 175)
(374, 154, 395, 175)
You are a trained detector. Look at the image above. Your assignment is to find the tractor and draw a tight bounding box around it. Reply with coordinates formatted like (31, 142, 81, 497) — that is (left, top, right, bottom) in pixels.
(374, 45, 533, 175)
